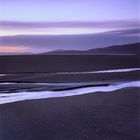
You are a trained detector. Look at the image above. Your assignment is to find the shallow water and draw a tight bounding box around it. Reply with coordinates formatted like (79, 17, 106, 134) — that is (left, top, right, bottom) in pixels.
(0, 74, 6, 77)
(0, 67, 139, 76)
(51, 68, 140, 75)
(0, 81, 139, 105)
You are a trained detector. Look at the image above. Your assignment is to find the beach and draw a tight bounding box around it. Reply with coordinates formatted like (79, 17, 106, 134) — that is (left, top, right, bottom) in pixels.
(0, 88, 139, 140)
(0, 55, 139, 74)
(0, 55, 140, 140)
(0, 0, 139, 139)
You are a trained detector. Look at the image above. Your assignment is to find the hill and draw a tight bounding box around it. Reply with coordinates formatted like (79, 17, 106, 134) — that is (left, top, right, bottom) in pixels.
(40, 43, 140, 55)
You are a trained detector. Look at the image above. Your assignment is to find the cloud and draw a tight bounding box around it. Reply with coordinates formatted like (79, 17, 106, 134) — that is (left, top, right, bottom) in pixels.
(0, 20, 139, 36)
(0, 28, 139, 53)
(0, 20, 139, 29)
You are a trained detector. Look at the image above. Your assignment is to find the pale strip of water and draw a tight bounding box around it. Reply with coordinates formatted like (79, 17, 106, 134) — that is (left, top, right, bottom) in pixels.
(0, 81, 139, 105)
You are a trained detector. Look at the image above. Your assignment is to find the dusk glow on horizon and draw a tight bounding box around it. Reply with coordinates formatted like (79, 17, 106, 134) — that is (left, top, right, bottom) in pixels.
(0, 0, 139, 53)
(0, 46, 29, 53)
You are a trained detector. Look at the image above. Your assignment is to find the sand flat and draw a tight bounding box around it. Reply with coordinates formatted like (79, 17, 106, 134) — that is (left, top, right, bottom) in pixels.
(0, 88, 139, 140)
(0, 55, 139, 73)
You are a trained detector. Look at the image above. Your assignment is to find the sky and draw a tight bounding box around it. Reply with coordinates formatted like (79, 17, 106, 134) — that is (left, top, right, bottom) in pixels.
(0, 0, 139, 53)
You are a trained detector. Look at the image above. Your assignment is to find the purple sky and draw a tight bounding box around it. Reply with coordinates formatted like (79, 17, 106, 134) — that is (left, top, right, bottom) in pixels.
(0, 0, 139, 53)
(1, 0, 139, 22)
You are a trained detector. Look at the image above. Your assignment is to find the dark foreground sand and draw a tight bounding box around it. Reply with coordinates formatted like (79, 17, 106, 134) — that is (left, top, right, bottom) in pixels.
(0, 88, 139, 140)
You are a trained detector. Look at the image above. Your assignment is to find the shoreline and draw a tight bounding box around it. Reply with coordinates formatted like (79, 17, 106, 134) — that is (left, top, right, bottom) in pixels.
(0, 80, 140, 105)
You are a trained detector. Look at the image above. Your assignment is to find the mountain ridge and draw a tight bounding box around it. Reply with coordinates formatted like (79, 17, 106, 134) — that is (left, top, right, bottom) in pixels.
(40, 42, 140, 55)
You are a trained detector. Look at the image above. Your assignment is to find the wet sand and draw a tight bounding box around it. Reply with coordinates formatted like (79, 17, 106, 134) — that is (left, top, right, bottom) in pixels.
(0, 55, 139, 74)
(0, 88, 139, 140)
(0, 55, 139, 140)
(0, 70, 139, 93)
(0, 70, 139, 83)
